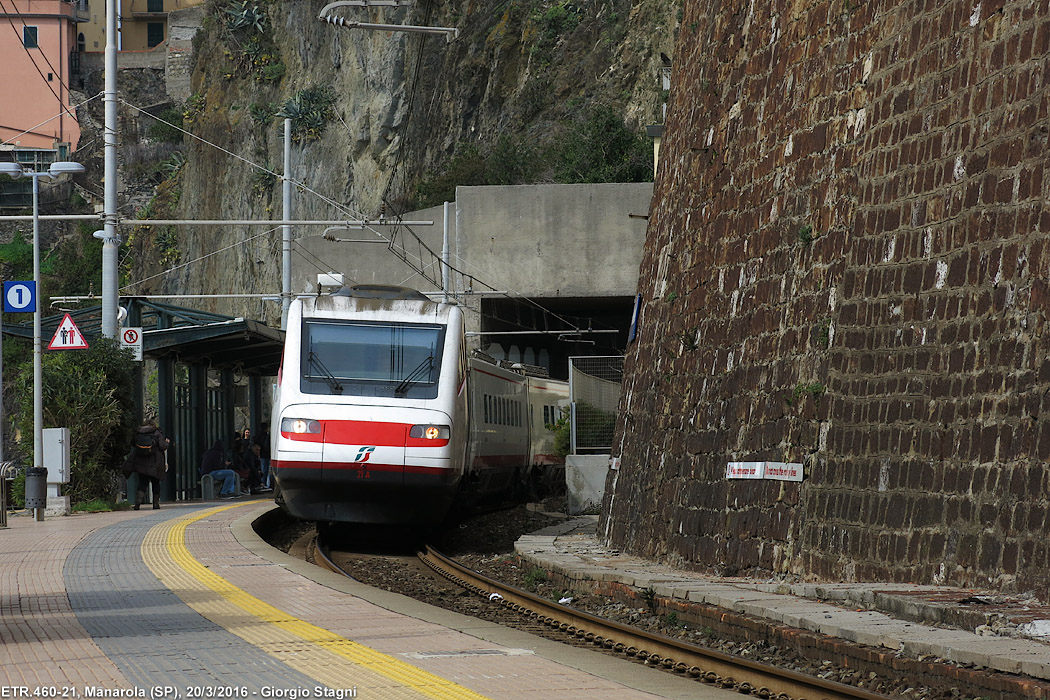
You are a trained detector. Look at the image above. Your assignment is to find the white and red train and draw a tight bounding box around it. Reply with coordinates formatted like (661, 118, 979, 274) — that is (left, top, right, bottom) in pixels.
(270, 285, 569, 525)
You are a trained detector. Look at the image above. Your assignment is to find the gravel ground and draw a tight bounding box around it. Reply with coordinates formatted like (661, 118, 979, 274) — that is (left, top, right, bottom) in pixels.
(265, 501, 1026, 700)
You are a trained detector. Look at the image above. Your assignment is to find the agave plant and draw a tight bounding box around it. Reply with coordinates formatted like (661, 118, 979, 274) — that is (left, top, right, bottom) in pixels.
(225, 0, 266, 33)
(277, 86, 337, 141)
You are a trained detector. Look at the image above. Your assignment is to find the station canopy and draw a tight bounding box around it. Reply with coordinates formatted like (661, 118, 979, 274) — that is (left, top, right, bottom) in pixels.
(3, 299, 285, 376)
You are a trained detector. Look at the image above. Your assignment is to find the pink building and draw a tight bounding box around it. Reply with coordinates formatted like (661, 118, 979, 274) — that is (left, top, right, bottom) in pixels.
(0, 0, 86, 155)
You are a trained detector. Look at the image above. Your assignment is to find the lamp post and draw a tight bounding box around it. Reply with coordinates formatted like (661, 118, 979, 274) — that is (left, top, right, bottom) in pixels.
(0, 161, 86, 518)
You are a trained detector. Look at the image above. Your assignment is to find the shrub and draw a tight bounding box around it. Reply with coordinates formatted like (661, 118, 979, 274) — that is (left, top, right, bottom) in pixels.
(14, 338, 139, 504)
(412, 135, 541, 209)
(9, 470, 25, 509)
(552, 104, 653, 183)
(147, 106, 185, 143)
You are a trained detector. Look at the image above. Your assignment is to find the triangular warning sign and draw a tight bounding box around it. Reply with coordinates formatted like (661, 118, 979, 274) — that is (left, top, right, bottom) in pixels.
(48, 313, 90, 350)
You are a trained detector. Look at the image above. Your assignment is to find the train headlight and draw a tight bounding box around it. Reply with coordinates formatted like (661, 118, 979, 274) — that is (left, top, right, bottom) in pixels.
(409, 424, 450, 440)
(281, 418, 321, 434)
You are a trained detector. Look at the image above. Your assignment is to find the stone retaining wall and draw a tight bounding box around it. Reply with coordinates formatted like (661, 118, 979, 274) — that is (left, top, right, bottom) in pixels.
(603, 0, 1050, 599)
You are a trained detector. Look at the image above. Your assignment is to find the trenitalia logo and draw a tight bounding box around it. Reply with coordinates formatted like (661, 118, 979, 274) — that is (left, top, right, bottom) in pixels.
(354, 446, 376, 462)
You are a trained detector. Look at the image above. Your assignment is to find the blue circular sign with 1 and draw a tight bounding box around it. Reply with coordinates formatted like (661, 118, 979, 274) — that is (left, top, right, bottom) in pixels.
(4, 281, 37, 312)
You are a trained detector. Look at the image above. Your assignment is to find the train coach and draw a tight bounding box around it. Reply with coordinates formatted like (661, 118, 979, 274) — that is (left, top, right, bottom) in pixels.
(270, 284, 569, 526)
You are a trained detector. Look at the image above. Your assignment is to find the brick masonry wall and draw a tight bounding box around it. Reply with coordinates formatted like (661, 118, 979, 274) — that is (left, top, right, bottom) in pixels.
(602, 0, 1050, 598)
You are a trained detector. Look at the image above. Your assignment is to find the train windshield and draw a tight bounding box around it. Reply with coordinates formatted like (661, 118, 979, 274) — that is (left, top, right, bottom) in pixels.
(301, 320, 445, 398)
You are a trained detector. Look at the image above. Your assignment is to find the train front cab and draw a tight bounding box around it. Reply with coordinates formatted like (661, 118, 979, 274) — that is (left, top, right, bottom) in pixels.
(272, 294, 468, 525)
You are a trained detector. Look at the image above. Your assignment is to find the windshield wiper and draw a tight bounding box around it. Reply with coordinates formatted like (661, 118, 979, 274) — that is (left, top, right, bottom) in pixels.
(395, 355, 434, 396)
(308, 351, 343, 394)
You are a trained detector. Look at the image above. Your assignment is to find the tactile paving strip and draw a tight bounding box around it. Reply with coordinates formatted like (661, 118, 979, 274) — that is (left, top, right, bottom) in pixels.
(64, 508, 325, 691)
(142, 504, 494, 700)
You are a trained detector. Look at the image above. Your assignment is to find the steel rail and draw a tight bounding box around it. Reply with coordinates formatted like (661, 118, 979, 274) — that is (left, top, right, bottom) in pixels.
(417, 546, 894, 700)
(313, 533, 892, 700)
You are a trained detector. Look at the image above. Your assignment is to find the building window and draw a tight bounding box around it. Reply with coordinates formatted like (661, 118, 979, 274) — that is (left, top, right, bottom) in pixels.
(147, 0, 164, 11)
(146, 22, 164, 47)
(23, 27, 38, 48)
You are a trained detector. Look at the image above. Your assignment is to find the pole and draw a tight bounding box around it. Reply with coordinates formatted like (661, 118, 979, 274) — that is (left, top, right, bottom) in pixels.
(442, 201, 450, 303)
(0, 305, 4, 466)
(281, 118, 292, 330)
(101, 0, 120, 339)
(32, 174, 43, 522)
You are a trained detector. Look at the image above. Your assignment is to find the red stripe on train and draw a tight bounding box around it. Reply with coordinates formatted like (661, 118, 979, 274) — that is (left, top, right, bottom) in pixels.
(281, 420, 448, 447)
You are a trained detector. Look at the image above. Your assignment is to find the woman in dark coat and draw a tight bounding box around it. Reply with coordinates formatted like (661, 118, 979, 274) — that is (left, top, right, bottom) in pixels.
(122, 419, 170, 510)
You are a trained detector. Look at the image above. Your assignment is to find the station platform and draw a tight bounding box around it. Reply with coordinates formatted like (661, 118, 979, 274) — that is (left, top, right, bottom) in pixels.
(516, 516, 1050, 694)
(0, 501, 731, 700)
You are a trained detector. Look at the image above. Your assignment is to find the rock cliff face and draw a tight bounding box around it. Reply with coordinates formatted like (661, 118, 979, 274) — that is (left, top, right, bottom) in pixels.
(605, 0, 1050, 597)
(130, 0, 679, 325)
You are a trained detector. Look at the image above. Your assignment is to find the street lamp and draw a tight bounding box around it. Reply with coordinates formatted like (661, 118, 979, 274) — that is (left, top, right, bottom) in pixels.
(0, 161, 86, 519)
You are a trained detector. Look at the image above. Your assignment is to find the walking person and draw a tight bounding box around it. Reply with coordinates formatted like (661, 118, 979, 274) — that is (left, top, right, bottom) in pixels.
(256, 422, 272, 488)
(200, 440, 240, 499)
(121, 418, 170, 510)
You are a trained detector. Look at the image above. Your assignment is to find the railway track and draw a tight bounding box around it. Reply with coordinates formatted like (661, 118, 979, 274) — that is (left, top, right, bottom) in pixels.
(313, 535, 894, 700)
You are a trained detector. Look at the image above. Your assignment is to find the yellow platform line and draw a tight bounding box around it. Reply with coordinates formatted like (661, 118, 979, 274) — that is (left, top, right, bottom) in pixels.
(142, 504, 494, 700)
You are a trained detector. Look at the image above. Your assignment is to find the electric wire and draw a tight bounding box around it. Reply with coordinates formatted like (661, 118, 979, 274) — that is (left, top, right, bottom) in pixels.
(119, 99, 390, 243)
(364, 0, 623, 341)
(121, 226, 280, 293)
(0, 6, 619, 346)
(111, 9, 624, 347)
(293, 244, 358, 288)
(0, 92, 101, 149)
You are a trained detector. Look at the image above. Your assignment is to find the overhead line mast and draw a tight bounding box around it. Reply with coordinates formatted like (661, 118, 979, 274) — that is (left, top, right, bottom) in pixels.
(318, 1, 458, 41)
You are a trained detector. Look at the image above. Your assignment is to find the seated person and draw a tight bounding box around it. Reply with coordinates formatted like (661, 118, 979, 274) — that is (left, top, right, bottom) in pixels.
(200, 440, 240, 499)
(228, 436, 268, 494)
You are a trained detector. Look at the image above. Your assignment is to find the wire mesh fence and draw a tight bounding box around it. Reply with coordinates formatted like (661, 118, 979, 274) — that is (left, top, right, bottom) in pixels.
(569, 356, 624, 454)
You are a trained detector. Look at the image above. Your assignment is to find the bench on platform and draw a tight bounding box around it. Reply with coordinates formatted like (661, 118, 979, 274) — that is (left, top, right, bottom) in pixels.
(201, 472, 241, 500)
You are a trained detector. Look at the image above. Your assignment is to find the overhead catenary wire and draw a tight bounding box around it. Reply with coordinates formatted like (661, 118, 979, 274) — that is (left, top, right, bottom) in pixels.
(121, 226, 281, 293)
(119, 99, 391, 242)
(110, 49, 622, 343)
(0, 5, 618, 344)
(0, 92, 101, 149)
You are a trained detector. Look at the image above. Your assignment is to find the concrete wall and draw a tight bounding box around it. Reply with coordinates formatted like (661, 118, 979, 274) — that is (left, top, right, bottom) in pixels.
(453, 184, 653, 298)
(294, 183, 654, 334)
(165, 5, 204, 101)
(566, 455, 610, 515)
(604, 0, 1050, 598)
